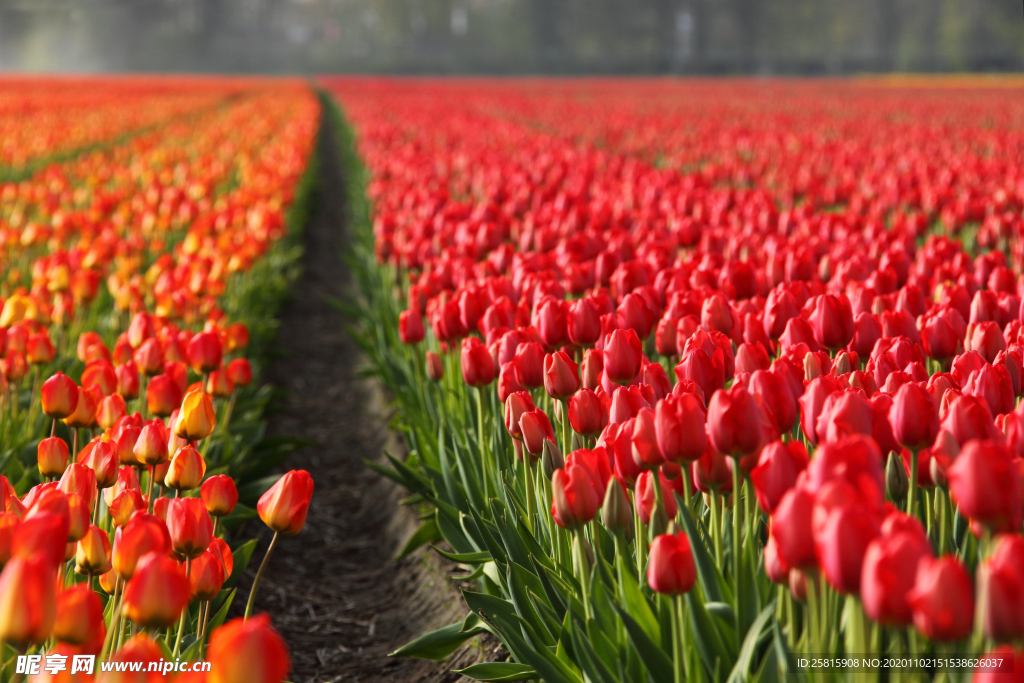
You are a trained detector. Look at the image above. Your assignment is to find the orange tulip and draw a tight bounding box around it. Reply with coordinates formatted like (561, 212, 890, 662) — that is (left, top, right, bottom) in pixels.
(96, 393, 127, 431)
(26, 331, 55, 365)
(116, 361, 140, 399)
(53, 584, 104, 645)
(81, 361, 117, 397)
(112, 513, 170, 579)
(0, 513, 18, 566)
(164, 445, 206, 491)
(58, 462, 97, 512)
(121, 552, 190, 628)
(206, 614, 291, 683)
(41, 372, 79, 419)
(13, 511, 69, 569)
(66, 493, 90, 542)
(133, 337, 164, 376)
(76, 524, 112, 575)
(174, 389, 216, 441)
(116, 423, 141, 465)
(0, 556, 56, 645)
(187, 331, 223, 374)
(206, 369, 234, 397)
(134, 421, 169, 466)
(257, 469, 314, 535)
(226, 358, 252, 387)
(63, 386, 99, 430)
(38, 436, 70, 479)
(78, 440, 117, 488)
(109, 488, 145, 527)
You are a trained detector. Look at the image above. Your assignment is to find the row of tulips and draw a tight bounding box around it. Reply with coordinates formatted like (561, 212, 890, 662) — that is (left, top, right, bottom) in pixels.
(0, 81, 319, 682)
(0, 77, 246, 176)
(326, 79, 1024, 683)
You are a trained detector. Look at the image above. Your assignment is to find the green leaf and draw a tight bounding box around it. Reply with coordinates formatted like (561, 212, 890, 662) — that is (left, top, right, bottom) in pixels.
(224, 539, 258, 589)
(613, 603, 673, 683)
(452, 662, 538, 682)
(394, 519, 442, 560)
(677, 495, 724, 603)
(617, 552, 660, 643)
(687, 592, 734, 681)
(431, 547, 492, 564)
(236, 474, 281, 507)
(727, 603, 775, 683)
(389, 620, 485, 660)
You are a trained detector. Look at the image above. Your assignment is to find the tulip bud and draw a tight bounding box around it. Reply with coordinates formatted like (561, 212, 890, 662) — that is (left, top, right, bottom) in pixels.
(109, 488, 145, 527)
(604, 328, 643, 384)
(833, 351, 853, 376)
(76, 524, 112, 575)
(206, 615, 291, 683)
(226, 357, 253, 387)
(207, 368, 234, 398)
(425, 350, 444, 381)
(886, 451, 909, 504)
(601, 478, 633, 540)
(116, 362, 140, 400)
(257, 469, 314, 535)
(113, 513, 170, 579)
(63, 385, 98, 430)
(134, 337, 165, 376)
(551, 463, 599, 529)
(121, 552, 191, 628)
(906, 555, 974, 642)
(0, 514, 17, 565)
(519, 409, 555, 458)
(543, 351, 580, 400)
(37, 436, 70, 479)
(647, 532, 696, 595)
(0, 556, 56, 645)
(201, 474, 239, 517)
(174, 389, 216, 441)
(53, 584, 104, 645)
(41, 372, 79, 419)
(96, 393, 127, 431)
(541, 438, 564, 480)
(164, 445, 207, 491)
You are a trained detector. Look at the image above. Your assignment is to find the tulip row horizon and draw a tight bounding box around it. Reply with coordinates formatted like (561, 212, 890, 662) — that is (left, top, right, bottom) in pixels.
(0, 78, 318, 683)
(325, 77, 1024, 683)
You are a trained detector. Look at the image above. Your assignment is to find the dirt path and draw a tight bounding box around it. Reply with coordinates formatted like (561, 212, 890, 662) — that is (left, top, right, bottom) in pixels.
(232, 106, 484, 683)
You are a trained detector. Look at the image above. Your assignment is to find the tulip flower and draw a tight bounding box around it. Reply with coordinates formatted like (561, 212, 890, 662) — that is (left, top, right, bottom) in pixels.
(978, 534, 1024, 641)
(191, 546, 227, 603)
(76, 524, 112, 577)
(568, 388, 604, 435)
(121, 552, 191, 628)
(0, 555, 56, 645)
(37, 436, 70, 479)
(906, 555, 974, 642)
(519, 408, 556, 457)
(707, 384, 763, 458)
(202, 474, 239, 518)
(398, 309, 425, 344)
(207, 614, 291, 683)
(425, 350, 444, 381)
(53, 584, 104, 645)
(188, 331, 224, 374)
(604, 328, 642, 384)
(175, 388, 217, 441)
(770, 486, 816, 570)
(227, 357, 253, 387)
(113, 513, 171, 579)
(147, 373, 184, 417)
(634, 470, 677, 526)
(647, 532, 696, 595)
(461, 337, 495, 387)
(551, 463, 600, 530)
(164, 444, 207, 491)
(166, 497, 213, 559)
(750, 441, 808, 514)
(630, 408, 664, 470)
(581, 348, 603, 391)
(947, 439, 1023, 534)
(41, 372, 79, 422)
(247, 470, 314, 619)
(860, 531, 933, 626)
(543, 350, 579, 399)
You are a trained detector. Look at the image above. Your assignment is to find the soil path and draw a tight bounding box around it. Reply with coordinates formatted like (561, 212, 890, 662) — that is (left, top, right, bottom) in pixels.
(233, 106, 483, 682)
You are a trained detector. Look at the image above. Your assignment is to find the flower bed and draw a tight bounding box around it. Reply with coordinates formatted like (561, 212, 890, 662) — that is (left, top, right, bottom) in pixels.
(0, 79, 319, 681)
(327, 77, 1024, 683)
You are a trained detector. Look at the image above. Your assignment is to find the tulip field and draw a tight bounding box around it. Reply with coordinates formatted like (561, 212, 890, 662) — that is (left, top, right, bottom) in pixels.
(0, 77, 317, 681)
(326, 77, 1024, 683)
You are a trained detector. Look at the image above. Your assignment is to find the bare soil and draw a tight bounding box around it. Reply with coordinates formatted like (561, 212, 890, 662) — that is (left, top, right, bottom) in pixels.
(231, 107, 492, 682)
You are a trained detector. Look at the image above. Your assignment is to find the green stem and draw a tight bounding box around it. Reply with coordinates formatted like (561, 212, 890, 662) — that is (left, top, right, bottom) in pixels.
(573, 531, 592, 620)
(732, 460, 743, 618)
(244, 531, 279, 619)
(671, 595, 686, 683)
(172, 558, 191, 657)
(522, 456, 535, 532)
(907, 449, 919, 523)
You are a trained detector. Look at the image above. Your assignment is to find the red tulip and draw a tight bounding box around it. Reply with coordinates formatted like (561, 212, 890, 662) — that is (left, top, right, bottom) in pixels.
(202, 474, 239, 517)
(964, 364, 1015, 416)
(227, 357, 253, 387)
(544, 351, 579, 399)
(425, 350, 444, 381)
(707, 384, 763, 458)
(750, 441, 808, 514)
(978, 534, 1024, 641)
(460, 337, 495, 387)
(941, 393, 1000, 446)
(551, 463, 599, 529)
(0, 556, 55, 645)
(567, 298, 601, 347)
(634, 470, 677, 524)
(647, 532, 696, 595)
(568, 388, 604, 435)
(190, 546, 227, 600)
(187, 331, 223, 374)
(41, 372, 78, 420)
(654, 393, 707, 464)
(52, 584, 104, 645)
(520, 408, 556, 457)
(770, 486, 816, 569)
(861, 531, 933, 626)
(604, 328, 643, 383)
(398, 309, 425, 344)
(122, 552, 191, 628)
(166, 497, 213, 559)
(947, 439, 1023, 533)
(888, 381, 940, 451)
(906, 555, 974, 642)
(513, 341, 544, 389)
(147, 373, 183, 418)
(113, 513, 170, 579)
(809, 294, 855, 350)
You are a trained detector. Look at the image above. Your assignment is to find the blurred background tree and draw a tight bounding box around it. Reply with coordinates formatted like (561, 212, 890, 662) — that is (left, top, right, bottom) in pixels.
(0, 0, 1021, 73)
